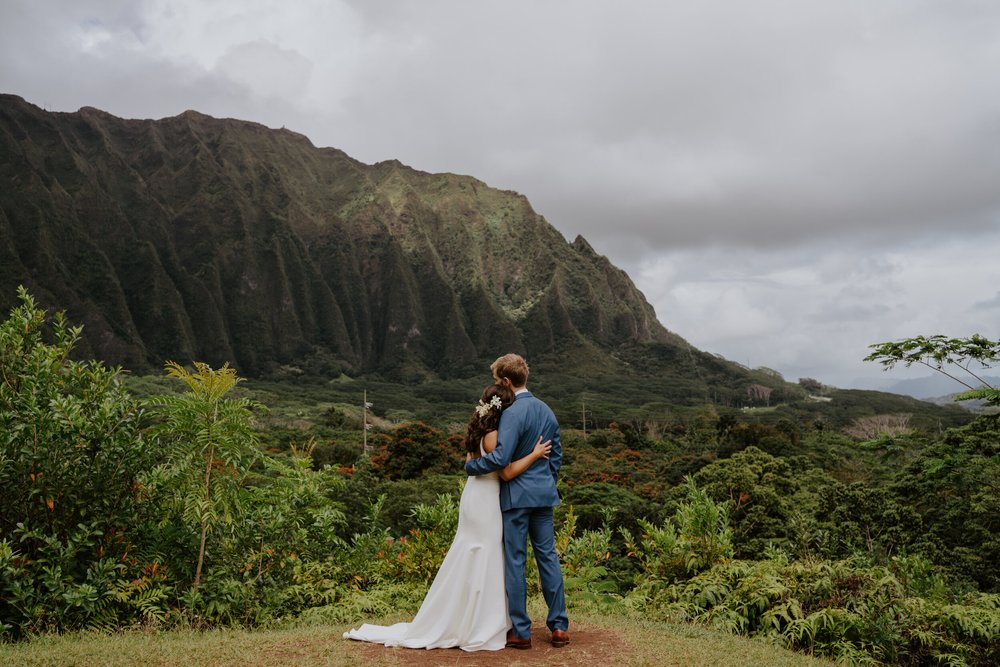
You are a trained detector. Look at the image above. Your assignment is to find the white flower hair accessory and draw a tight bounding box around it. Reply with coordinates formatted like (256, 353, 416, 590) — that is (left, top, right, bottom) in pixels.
(475, 395, 503, 417)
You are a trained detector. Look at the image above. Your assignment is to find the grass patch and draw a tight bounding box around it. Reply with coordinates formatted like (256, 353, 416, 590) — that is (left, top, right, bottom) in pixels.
(1, 624, 364, 667)
(618, 617, 832, 666)
(2, 611, 831, 667)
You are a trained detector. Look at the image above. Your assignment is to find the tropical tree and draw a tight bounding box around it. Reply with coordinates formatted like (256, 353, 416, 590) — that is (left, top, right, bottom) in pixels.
(375, 421, 461, 480)
(888, 415, 1000, 591)
(146, 362, 262, 595)
(690, 447, 798, 557)
(865, 334, 1000, 405)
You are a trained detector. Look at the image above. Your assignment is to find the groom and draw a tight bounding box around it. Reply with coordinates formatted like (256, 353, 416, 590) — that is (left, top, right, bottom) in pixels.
(465, 353, 569, 649)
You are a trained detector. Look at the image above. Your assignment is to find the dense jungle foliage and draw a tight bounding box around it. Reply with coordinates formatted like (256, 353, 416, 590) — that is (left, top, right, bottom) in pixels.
(1, 290, 998, 665)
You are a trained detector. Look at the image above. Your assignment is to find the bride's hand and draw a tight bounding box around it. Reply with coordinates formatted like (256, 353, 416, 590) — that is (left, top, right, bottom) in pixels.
(533, 435, 552, 459)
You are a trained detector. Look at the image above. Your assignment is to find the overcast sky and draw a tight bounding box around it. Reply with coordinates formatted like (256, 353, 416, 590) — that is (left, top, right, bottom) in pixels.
(3, 0, 999, 388)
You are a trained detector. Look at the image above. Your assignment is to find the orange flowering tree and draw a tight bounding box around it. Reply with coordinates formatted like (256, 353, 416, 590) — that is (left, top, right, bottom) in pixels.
(377, 421, 464, 480)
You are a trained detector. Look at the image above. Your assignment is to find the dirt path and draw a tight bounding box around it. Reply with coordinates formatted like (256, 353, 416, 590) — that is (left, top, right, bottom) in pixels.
(346, 621, 632, 666)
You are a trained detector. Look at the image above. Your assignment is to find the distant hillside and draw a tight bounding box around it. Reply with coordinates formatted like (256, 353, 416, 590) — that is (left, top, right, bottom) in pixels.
(880, 374, 1000, 401)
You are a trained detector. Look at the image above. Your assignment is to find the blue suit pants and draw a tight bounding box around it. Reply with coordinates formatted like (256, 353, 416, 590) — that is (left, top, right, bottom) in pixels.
(502, 506, 568, 639)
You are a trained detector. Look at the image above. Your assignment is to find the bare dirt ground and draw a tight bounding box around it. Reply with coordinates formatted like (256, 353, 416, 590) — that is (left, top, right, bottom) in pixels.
(345, 621, 633, 666)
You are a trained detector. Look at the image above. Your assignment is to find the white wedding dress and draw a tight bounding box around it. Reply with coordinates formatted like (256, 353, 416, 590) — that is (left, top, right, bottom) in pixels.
(343, 445, 510, 651)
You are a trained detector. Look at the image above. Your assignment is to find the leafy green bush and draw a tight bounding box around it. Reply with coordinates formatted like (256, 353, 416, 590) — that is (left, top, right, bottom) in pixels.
(888, 414, 1000, 592)
(555, 506, 619, 607)
(560, 482, 662, 533)
(622, 478, 734, 583)
(690, 447, 799, 557)
(620, 480, 1000, 665)
(222, 447, 349, 621)
(0, 288, 158, 636)
(1, 291, 377, 633)
(636, 555, 999, 666)
(350, 493, 460, 588)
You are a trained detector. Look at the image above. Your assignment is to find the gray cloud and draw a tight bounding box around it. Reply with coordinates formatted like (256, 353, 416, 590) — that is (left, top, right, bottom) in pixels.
(325, 1, 1000, 252)
(633, 229, 1000, 386)
(975, 292, 1000, 310)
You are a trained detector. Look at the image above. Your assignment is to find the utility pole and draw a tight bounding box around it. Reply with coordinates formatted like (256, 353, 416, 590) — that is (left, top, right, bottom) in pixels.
(363, 390, 373, 454)
(581, 398, 588, 439)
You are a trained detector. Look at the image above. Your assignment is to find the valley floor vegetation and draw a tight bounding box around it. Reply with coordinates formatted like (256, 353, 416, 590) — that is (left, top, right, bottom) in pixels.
(2, 289, 998, 665)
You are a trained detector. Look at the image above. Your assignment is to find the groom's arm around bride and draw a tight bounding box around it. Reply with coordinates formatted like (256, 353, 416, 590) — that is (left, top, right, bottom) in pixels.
(464, 355, 562, 506)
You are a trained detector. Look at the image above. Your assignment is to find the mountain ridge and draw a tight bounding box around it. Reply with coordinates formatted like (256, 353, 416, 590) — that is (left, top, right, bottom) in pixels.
(0, 94, 682, 380)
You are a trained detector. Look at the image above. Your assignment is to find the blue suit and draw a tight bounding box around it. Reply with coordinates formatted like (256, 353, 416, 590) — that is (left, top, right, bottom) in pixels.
(465, 390, 568, 638)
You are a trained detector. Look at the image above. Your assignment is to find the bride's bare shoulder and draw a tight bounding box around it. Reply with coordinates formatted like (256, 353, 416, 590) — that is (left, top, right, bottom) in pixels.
(482, 429, 499, 453)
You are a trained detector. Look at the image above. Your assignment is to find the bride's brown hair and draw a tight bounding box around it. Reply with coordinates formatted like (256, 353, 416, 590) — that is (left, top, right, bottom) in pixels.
(464, 383, 515, 455)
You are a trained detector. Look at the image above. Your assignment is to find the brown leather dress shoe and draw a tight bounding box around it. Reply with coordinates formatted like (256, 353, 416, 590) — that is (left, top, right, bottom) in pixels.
(506, 629, 532, 650)
(551, 629, 570, 647)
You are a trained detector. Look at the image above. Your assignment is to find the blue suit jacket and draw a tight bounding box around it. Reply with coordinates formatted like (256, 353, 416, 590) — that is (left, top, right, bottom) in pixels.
(465, 391, 562, 510)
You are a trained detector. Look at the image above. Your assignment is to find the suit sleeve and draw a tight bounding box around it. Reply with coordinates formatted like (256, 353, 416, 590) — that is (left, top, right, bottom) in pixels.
(465, 415, 518, 476)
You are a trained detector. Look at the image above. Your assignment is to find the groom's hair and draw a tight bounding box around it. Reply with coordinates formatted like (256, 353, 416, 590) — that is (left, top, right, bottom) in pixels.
(491, 353, 529, 387)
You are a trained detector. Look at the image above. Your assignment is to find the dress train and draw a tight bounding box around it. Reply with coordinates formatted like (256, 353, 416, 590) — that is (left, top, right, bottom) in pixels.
(343, 468, 509, 651)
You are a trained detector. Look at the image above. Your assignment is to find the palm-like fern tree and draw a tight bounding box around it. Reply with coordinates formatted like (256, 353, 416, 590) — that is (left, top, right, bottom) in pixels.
(147, 361, 261, 594)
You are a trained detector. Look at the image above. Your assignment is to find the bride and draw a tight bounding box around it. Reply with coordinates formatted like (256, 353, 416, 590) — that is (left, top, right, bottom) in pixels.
(344, 383, 551, 651)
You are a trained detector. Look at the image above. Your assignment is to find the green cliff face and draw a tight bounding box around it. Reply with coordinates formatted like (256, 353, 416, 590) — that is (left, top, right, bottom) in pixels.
(0, 95, 681, 378)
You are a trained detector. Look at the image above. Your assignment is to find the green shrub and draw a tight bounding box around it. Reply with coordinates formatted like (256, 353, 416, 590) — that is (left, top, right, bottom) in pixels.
(632, 552, 999, 665)
(622, 478, 734, 584)
(555, 507, 619, 608)
(691, 447, 799, 558)
(0, 288, 157, 636)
